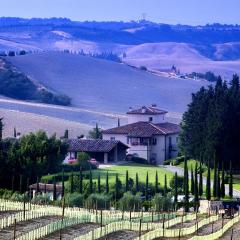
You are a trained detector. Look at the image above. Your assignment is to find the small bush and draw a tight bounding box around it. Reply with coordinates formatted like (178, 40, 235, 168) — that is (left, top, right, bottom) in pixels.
(65, 193, 84, 207)
(152, 193, 173, 211)
(131, 156, 148, 164)
(86, 193, 111, 209)
(118, 192, 142, 211)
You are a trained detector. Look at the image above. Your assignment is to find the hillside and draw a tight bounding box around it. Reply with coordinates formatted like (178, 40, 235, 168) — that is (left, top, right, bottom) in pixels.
(7, 52, 208, 115)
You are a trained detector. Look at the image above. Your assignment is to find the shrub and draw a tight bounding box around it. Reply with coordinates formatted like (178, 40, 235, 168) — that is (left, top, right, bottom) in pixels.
(118, 192, 142, 211)
(31, 194, 50, 204)
(172, 156, 185, 166)
(131, 156, 148, 164)
(10, 192, 29, 202)
(86, 193, 111, 209)
(0, 189, 13, 199)
(152, 193, 173, 211)
(65, 193, 84, 207)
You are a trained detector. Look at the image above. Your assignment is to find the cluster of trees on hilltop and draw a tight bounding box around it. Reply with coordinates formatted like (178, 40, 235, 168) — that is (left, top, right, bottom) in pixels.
(0, 119, 68, 190)
(180, 74, 240, 169)
(0, 61, 71, 106)
(187, 71, 219, 82)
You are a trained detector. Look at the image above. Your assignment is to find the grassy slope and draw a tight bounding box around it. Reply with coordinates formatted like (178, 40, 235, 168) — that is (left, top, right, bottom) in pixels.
(7, 52, 207, 115)
(91, 163, 174, 186)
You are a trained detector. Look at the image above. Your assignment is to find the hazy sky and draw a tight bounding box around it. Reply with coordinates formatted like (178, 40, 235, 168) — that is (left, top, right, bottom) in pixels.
(0, 0, 239, 25)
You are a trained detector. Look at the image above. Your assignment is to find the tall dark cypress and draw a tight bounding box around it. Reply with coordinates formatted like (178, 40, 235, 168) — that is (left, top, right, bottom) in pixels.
(145, 172, 149, 200)
(229, 160, 233, 198)
(155, 171, 158, 194)
(36, 176, 40, 193)
(11, 175, 15, 192)
(61, 170, 65, 197)
(106, 171, 109, 194)
(221, 162, 225, 199)
(79, 167, 83, 194)
(194, 163, 199, 209)
(135, 173, 139, 192)
(125, 170, 129, 192)
(164, 174, 167, 196)
(213, 154, 217, 198)
(206, 160, 211, 200)
(19, 174, 23, 193)
(199, 161, 203, 197)
(191, 166, 195, 195)
(217, 167, 221, 200)
(174, 172, 178, 207)
(115, 173, 119, 201)
(53, 177, 57, 201)
(183, 157, 189, 212)
(98, 173, 101, 193)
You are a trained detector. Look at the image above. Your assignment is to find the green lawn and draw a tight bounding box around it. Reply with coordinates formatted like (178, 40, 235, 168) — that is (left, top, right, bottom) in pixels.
(90, 163, 174, 186)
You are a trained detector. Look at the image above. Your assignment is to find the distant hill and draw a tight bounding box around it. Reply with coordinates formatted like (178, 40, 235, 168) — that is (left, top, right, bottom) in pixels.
(7, 52, 208, 115)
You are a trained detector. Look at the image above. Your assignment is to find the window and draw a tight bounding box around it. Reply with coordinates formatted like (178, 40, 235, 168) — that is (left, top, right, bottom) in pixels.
(149, 117, 153, 122)
(110, 137, 115, 140)
(151, 138, 157, 145)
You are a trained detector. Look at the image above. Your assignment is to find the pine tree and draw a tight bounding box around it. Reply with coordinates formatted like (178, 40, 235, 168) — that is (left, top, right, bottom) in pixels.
(125, 170, 129, 192)
(106, 171, 109, 194)
(174, 172, 178, 207)
(64, 129, 69, 139)
(89, 169, 93, 194)
(155, 171, 158, 194)
(221, 162, 225, 199)
(194, 163, 199, 209)
(135, 173, 139, 192)
(191, 165, 195, 195)
(183, 157, 189, 212)
(164, 174, 167, 197)
(199, 161, 203, 197)
(79, 167, 83, 194)
(62, 169, 65, 197)
(229, 160, 233, 198)
(145, 172, 149, 200)
(98, 173, 101, 193)
(206, 160, 211, 200)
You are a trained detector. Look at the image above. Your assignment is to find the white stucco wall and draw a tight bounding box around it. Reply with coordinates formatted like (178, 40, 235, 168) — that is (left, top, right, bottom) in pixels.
(127, 113, 166, 124)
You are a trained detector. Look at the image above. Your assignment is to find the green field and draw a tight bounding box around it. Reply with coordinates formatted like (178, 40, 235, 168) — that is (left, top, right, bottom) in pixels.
(90, 163, 174, 186)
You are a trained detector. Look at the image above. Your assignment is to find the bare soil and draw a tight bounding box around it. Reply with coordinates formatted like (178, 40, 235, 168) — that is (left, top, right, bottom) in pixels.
(41, 223, 100, 240)
(0, 215, 60, 239)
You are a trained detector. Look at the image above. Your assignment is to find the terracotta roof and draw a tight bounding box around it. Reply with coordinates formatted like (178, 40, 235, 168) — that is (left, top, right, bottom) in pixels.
(127, 106, 167, 115)
(66, 139, 128, 153)
(29, 183, 62, 193)
(102, 122, 180, 137)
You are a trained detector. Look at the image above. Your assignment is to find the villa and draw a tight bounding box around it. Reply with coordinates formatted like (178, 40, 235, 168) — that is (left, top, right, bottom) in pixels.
(102, 105, 180, 165)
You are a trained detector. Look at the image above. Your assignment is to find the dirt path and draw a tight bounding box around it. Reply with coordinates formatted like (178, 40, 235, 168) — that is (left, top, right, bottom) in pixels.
(168, 218, 203, 229)
(41, 223, 100, 240)
(0, 215, 60, 239)
(220, 221, 240, 239)
(98, 230, 140, 240)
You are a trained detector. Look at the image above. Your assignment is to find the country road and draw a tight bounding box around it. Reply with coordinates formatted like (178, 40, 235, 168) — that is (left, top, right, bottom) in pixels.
(163, 165, 240, 198)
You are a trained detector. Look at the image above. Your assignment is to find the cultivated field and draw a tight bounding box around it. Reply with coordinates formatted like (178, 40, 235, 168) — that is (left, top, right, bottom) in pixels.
(0, 199, 238, 240)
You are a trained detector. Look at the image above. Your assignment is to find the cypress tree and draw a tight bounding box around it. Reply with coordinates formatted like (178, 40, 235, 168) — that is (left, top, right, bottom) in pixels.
(221, 162, 225, 199)
(135, 173, 139, 192)
(174, 172, 178, 207)
(98, 173, 101, 193)
(106, 171, 109, 194)
(11, 175, 15, 192)
(191, 165, 195, 195)
(164, 174, 167, 197)
(155, 171, 158, 194)
(194, 163, 199, 209)
(199, 161, 203, 197)
(125, 170, 129, 192)
(14, 127, 17, 138)
(213, 154, 217, 198)
(61, 170, 65, 197)
(217, 167, 221, 200)
(89, 169, 93, 194)
(64, 129, 69, 139)
(183, 157, 189, 212)
(145, 172, 149, 200)
(115, 173, 120, 201)
(79, 167, 83, 194)
(70, 171, 74, 194)
(53, 177, 57, 201)
(229, 160, 233, 198)
(206, 160, 211, 200)
(36, 176, 40, 193)
(19, 174, 23, 193)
